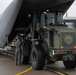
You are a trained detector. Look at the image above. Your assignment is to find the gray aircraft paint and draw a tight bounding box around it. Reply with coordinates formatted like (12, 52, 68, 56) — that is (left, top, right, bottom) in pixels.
(0, 0, 23, 47)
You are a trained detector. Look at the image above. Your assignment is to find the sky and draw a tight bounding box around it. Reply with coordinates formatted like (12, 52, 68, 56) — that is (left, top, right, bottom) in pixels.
(0, 0, 13, 14)
(64, 0, 76, 17)
(0, 0, 76, 17)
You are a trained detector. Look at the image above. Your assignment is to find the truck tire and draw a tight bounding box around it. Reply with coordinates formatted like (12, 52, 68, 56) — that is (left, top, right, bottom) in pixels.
(31, 45, 45, 70)
(21, 40, 31, 64)
(63, 61, 76, 69)
(42, 41, 49, 55)
(22, 56, 29, 64)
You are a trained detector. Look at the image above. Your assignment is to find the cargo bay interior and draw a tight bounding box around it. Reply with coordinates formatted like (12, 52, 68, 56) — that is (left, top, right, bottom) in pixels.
(8, 0, 74, 44)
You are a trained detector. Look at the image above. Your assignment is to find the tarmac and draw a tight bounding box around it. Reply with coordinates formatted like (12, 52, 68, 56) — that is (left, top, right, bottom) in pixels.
(0, 54, 76, 75)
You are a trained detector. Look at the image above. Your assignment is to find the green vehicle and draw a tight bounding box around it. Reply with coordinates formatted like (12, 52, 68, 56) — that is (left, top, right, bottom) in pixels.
(0, 0, 75, 70)
(23, 10, 76, 70)
(20, 0, 76, 70)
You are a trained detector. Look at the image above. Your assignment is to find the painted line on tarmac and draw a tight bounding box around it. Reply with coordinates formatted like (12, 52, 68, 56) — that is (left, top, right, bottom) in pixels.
(46, 67, 68, 75)
(16, 66, 32, 75)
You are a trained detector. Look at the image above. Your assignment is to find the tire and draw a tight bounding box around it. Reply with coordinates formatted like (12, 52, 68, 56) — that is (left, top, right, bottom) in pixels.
(42, 41, 49, 55)
(22, 56, 29, 64)
(31, 45, 45, 70)
(63, 61, 76, 69)
(21, 40, 31, 64)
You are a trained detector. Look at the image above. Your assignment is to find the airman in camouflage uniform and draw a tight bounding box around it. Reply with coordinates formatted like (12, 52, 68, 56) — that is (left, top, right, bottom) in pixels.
(15, 36, 22, 66)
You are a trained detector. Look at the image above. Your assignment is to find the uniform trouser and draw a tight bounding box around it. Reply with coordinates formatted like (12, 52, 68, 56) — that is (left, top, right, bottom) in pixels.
(15, 50, 22, 65)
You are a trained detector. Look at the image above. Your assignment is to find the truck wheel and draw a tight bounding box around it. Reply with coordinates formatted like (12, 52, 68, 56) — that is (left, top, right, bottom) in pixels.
(63, 61, 76, 69)
(21, 40, 31, 64)
(42, 41, 49, 55)
(31, 45, 45, 70)
(22, 56, 29, 64)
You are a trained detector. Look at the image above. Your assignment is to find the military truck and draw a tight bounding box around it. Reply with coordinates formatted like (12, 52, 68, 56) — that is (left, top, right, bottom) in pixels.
(0, 0, 75, 70)
(20, 11, 76, 70)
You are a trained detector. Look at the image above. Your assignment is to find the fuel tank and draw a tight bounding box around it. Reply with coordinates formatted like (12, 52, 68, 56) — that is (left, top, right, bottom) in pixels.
(0, 0, 23, 47)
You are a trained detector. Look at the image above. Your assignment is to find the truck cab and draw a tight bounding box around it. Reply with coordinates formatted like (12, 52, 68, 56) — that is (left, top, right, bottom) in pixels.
(39, 12, 76, 69)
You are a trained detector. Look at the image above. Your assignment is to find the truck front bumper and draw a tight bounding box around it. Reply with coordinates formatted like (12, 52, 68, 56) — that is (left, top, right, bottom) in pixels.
(49, 49, 76, 61)
(50, 49, 76, 56)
